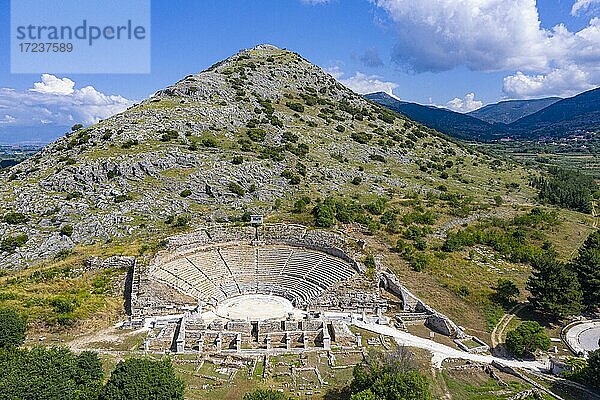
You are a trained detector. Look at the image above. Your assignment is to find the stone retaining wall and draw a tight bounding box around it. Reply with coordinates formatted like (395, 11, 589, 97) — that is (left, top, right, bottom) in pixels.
(380, 270, 466, 338)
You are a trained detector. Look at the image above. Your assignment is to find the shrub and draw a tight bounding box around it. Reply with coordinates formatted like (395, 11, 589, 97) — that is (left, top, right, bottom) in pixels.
(173, 214, 191, 228)
(51, 296, 77, 314)
(232, 155, 244, 165)
(2, 212, 29, 225)
(71, 123, 84, 131)
(100, 358, 184, 400)
(313, 200, 336, 228)
(505, 321, 551, 358)
(121, 139, 139, 149)
(377, 111, 395, 124)
(350, 348, 429, 400)
(286, 102, 305, 113)
(282, 132, 298, 143)
(351, 177, 362, 185)
(102, 130, 113, 140)
(114, 194, 133, 203)
(410, 253, 429, 272)
(107, 169, 119, 180)
(493, 278, 519, 305)
(287, 143, 310, 158)
(159, 129, 178, 142)
(66, 191, 82, 200)
(365, 197, 387, 215)
(0, 308, 26, 349)
(335, 125, 346, 133)
(202, 137, 219, 147)
(179, 189, 192, 198)
(241, 212, 252, 222)
(0, 234, 28, 254)
(363, 254, 376, 270)
(247, 128, 267, 142)
(369, 154, 386, 163)
(60, 225, 74, 237)
(293, 196, 311, 214)
(228, 182, 246, 197)
(351, 132, 373, 144)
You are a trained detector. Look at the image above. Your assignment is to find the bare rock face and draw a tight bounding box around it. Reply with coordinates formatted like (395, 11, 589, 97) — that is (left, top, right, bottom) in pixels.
(0, 44, 467, 269)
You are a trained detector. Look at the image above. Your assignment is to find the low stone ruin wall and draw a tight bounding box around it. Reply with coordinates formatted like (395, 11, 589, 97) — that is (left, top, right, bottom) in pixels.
(85, 255, 136, 271)
(145, 314, 340, 353)
(380, 271, 466, 338)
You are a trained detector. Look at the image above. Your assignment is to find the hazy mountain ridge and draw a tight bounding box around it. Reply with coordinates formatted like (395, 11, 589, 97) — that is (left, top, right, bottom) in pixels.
(467, 97, 562, 124)
(368, 88, 600, 141)
(364, 92, 496, 141)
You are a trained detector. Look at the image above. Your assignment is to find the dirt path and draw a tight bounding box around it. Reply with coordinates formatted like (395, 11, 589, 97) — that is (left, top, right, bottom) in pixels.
(353, 320, 547, 372)
(68, 323, 148, 352)
(491, 303, 526, 350)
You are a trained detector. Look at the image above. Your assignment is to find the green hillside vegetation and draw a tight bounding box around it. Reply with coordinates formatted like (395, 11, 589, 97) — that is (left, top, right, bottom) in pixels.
(0, 46, 565, 335)
(0, 46, 598, 399)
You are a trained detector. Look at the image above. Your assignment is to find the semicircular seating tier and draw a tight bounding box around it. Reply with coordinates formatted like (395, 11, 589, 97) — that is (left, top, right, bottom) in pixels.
(149, 244, 358, 308)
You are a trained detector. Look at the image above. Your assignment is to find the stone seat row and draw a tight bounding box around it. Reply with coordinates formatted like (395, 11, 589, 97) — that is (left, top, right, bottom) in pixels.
(149, 245, 357, 306)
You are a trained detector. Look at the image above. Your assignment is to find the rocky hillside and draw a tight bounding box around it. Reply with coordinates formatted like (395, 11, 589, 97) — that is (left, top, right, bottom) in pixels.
(0, 45, 532, 269)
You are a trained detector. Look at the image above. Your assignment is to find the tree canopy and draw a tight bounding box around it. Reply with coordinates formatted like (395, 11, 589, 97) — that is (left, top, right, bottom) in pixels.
(571, 230, 600, 310)
(587, 349, 600, 388)
(100, 358, 184, 400)
(530, 168, 595, 214)
(349, 348, 430, 400)
(493, 278, 520, 305)
(505, 321, 551, 358)
(0, 308, 27, 349)
(0, 346, 103, 400)
(527, 252, 583, 320)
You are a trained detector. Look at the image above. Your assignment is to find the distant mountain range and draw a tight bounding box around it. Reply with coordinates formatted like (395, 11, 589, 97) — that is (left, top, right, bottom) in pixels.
(467, 97, 562, 124)
(366, 87, 600, 142)
(365, 93, 494, 141)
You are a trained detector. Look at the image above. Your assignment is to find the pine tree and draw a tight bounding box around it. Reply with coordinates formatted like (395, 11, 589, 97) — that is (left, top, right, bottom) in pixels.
(527, 252, 583, 320)
(571, 230, 600, 310)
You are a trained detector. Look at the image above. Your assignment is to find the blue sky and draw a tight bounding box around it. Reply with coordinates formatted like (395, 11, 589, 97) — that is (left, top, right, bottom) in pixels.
(0, 0, 599, 143)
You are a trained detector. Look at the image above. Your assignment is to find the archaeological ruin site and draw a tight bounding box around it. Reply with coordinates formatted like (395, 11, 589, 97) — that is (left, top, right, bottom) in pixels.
(119, 223, 485, 355)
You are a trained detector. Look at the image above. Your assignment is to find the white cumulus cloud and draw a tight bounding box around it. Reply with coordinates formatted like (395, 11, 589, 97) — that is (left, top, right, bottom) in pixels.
(0, 75, 133, 128)
(572, 0, 600, 16)
(375, 0, 550, 73)
(31, 74, 75, 95)
(326, 67, 399, 98)
(445, 93, 483, 113)
(503, 67, 596, 98)
(373, 0, 600, 98)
